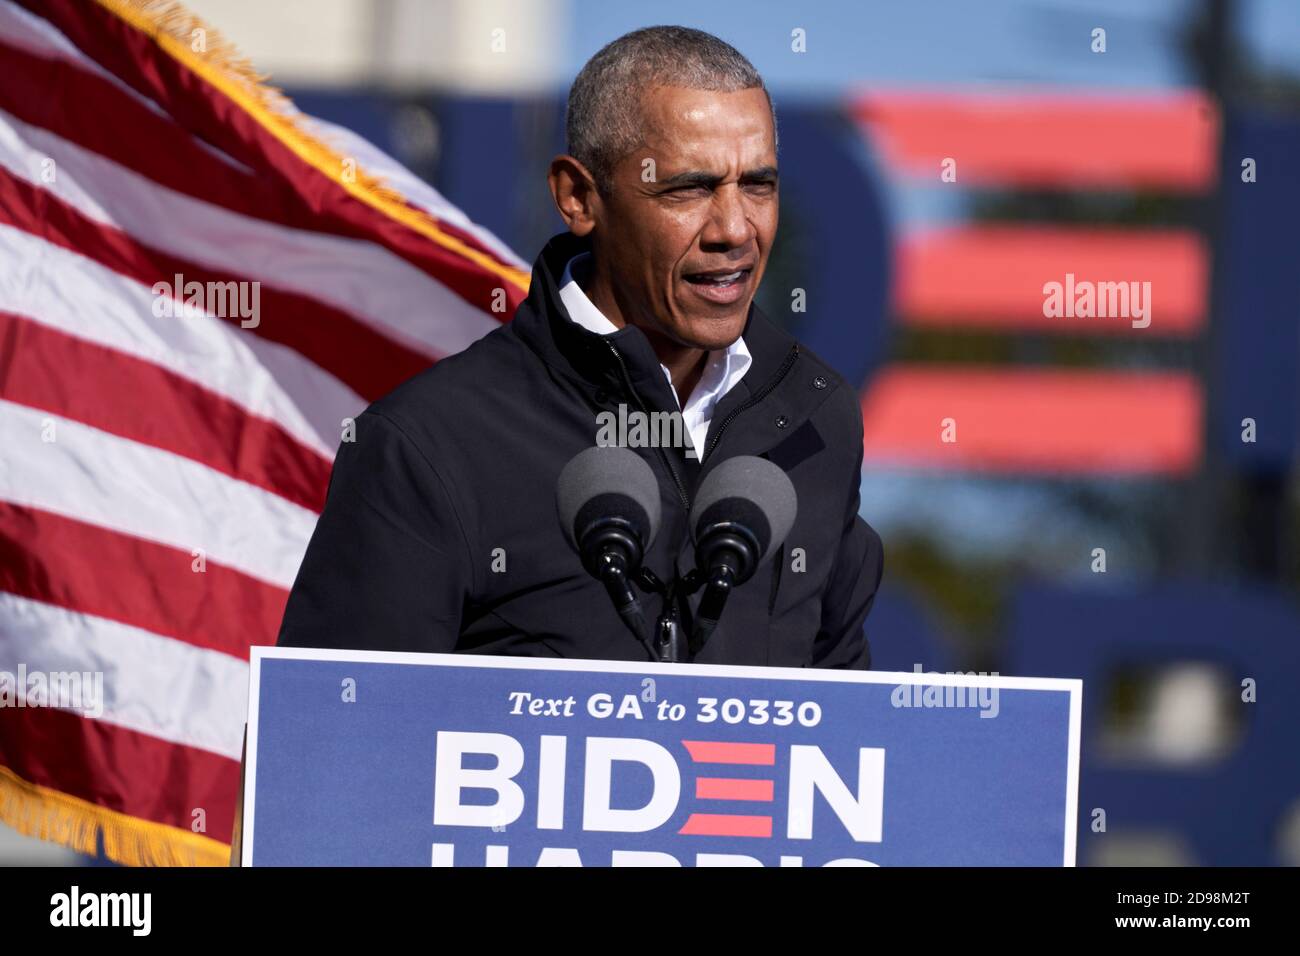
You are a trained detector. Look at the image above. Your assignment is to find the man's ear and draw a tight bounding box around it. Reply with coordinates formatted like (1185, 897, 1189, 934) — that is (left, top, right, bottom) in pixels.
(548, 155, 600, 237)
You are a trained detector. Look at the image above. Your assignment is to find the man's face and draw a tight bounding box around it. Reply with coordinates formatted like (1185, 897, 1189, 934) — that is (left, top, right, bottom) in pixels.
(593, 85, 778, 351)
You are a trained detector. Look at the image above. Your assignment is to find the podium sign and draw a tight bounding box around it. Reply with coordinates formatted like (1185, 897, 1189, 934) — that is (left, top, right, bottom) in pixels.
(242, 648, 1081, 866)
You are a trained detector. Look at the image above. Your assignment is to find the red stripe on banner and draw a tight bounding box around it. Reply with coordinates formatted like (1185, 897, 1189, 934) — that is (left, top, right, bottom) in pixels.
(682, 741, 777, 765)
(678, 813, 773, 838)
(853, 90, 1218, 190)
(0, 166, 433, 400)
(0, 703, 238, 845)
(695, 777, 775, 801)
(0, 502, 287, 659)
(0, 310, 331, 514)
(19, 0, 527, 314)
(860, 366, 1202, 475)
(894, 226, 1208, 334)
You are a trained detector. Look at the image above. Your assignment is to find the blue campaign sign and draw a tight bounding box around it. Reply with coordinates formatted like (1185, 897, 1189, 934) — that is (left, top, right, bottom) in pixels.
(242, 648, 1081, 866)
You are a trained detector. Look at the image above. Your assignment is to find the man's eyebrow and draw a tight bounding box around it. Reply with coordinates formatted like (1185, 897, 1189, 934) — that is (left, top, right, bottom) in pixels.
(657, 166, 779, 189)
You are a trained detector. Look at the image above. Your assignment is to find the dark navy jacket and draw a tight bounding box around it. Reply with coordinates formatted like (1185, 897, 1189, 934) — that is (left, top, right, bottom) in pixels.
(277, 231, 884, 667)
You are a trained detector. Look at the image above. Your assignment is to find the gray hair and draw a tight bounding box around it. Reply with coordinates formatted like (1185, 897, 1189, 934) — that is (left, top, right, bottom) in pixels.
(565, 26, 777, 193)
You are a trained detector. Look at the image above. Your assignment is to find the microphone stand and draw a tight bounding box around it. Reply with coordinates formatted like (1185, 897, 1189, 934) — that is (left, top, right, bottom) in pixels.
(609, 567, 687, 664)
(652, 575, 685, 663)
(609, 562, 734, 664)
(631, 568, 687, 664)
(687, 567, 734, 658)
(597, 555, 657, 661)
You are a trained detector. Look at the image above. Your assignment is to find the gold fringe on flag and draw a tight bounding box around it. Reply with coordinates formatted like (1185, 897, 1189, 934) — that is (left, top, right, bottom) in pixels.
(93, 0, 531, 292)
(0, 765, 229, 867)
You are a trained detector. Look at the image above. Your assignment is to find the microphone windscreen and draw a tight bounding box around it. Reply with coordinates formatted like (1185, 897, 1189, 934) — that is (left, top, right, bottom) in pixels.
(555, 445, 662, 552)
(690, 455, 797, 564)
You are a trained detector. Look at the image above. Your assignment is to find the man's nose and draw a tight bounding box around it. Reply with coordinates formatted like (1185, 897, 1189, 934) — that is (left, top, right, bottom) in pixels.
(701, 185, 753, 249)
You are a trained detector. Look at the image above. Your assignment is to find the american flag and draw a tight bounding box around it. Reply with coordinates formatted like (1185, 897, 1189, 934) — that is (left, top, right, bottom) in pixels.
(0, 0, 526, 865)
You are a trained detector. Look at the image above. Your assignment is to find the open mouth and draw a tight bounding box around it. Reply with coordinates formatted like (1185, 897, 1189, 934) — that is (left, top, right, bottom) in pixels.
(682, 266, 754, 305)
(683, 268, 752, 289)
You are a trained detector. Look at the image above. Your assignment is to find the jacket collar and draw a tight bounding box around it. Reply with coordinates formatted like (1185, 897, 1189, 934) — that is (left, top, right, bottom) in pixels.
(510, 231, 798, 405)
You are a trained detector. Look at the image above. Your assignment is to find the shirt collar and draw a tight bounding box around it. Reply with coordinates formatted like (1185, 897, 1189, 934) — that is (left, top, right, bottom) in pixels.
(558, 253, 620, 336)
(557, 252, 752, 410)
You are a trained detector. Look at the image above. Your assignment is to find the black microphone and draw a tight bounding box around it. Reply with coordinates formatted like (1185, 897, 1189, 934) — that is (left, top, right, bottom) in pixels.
(556, 446, 662, 656)
(688, 456, 797, 655)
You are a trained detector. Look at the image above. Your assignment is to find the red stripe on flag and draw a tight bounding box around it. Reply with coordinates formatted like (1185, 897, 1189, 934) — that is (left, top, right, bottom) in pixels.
(20, 0, 527, 313)
(0, 166, 434, 400)
(695, 777, 775, 801)
(0, 502, 287, 658)
(682, 741, 777, 765)
(0, 310, 331, 513)
(0, 41, 292, 233)
(0, 38, 524, 289)
(0, 703, 239, 845)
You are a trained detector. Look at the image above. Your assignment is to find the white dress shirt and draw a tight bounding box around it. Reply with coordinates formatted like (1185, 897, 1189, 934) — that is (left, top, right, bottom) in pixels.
(558, 252, 752, 459)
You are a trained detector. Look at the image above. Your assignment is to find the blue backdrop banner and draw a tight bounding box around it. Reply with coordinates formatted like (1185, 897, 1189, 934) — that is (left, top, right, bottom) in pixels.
(242, 649, 1081, 866)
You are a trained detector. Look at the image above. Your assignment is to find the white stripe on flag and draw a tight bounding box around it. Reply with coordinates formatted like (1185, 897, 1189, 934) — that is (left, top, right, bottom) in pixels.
(308, 114, 528, 271)
(0, 590, 247, 760)
(0, 221, 359, 455)
(0, 400, 317, 588)
(0, 1, 255, 173)
(0, 108, 503, 358)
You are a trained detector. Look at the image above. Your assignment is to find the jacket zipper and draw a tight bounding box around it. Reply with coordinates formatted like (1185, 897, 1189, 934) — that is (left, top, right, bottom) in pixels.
(701, 344, 799, 464)
(603, 340, 801, 505)
(604, 341, 692, 511)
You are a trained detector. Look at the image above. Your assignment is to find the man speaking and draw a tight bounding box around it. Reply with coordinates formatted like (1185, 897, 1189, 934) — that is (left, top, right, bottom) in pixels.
(277, 26, 884, 667)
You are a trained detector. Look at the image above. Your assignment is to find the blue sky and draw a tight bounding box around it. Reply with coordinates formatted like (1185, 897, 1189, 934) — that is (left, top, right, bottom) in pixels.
(567, 0, 1300, 95)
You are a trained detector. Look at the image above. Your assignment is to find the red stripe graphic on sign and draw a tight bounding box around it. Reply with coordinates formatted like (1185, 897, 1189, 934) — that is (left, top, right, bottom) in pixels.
(678, 814, 773, 838)
(695, 777, 775, 802)
(681, 741, 776, 836)
(681, 741, 776, 765)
